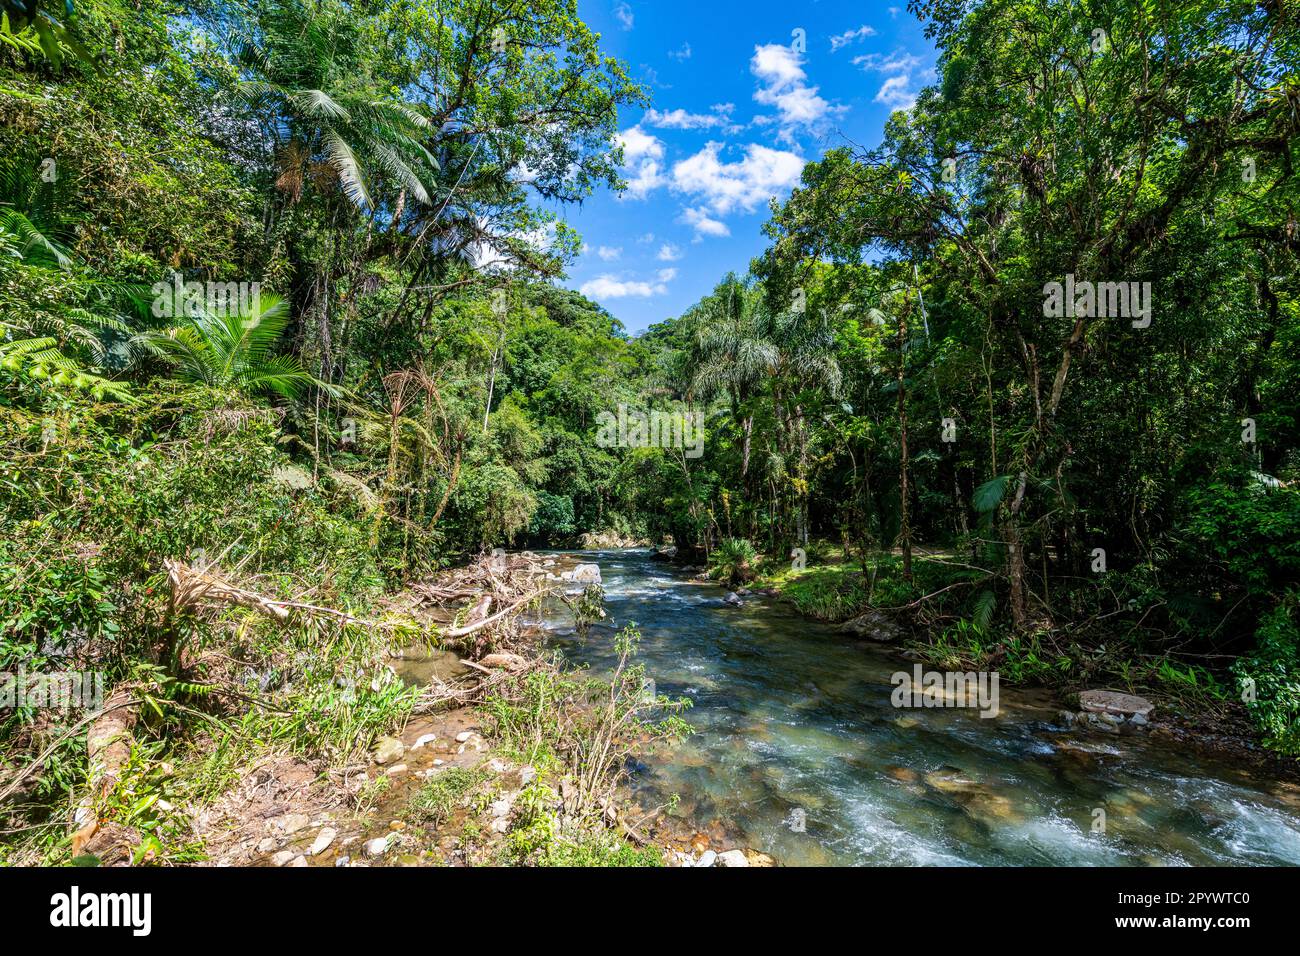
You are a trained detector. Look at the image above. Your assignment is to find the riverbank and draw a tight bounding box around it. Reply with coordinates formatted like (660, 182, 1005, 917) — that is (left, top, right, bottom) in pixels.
(732, 545, 1300, 784)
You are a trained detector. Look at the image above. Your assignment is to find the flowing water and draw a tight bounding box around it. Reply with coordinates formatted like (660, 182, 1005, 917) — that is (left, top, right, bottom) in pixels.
(535, 549, 1300, 866)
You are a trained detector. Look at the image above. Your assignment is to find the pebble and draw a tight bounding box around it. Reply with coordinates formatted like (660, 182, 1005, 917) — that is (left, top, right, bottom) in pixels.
(364, 836, 390, 857)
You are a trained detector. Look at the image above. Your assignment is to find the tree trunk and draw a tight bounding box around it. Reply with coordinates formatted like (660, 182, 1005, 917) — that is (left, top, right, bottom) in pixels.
(897, 307, 912, 582)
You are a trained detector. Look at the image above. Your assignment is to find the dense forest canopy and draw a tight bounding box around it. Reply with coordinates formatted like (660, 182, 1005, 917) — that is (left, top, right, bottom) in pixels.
(1, 0, 1298, 866)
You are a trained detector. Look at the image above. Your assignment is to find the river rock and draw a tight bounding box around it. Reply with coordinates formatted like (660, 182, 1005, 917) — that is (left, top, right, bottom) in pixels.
(411, 733, 438, 750)
(716, 849, 749, 867)
(695, 849, 717, 868)
(455, 731, 474, 742)
(480, 652, 528, 671)
(373, 736, 405, 764)
(256, 837, 277, 854)
(1078, 690, 1154, 719)
(563, 563, 602, 584)
(839, 609, 903, 642)
(743, 850, 776, 867)
(270, 850, 296, 867)
(724, 592, 742, 606)
(307, 827, 337, 856)
(364, 836, 390, 857)
(287, 855, 308, 867)
(278, 812, 311, 835)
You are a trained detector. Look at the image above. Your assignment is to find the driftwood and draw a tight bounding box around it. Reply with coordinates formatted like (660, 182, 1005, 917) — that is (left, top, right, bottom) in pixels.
(164, 558, 378, 628)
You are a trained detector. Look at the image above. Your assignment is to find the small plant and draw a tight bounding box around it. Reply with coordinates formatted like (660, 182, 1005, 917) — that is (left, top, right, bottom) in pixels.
(404, 767, 486, 827)
(574, 583, 606, 632)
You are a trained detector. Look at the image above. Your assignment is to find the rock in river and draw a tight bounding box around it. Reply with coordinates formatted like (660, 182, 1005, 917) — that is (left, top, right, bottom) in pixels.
(563, 563, 602, 584)
(716, 849, 749, 867)
(1078, 690, 1154, 719)
(839, 609, 903, 642)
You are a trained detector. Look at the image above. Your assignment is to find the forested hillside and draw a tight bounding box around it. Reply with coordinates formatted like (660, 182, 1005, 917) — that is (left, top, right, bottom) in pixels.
(0, 0, 1297, 867)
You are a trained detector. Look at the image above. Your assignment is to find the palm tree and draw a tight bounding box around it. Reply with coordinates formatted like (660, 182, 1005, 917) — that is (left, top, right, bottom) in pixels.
(132, 293, 326, 398)
(227, 0, 436, 212)
(687, 274, 774, 481)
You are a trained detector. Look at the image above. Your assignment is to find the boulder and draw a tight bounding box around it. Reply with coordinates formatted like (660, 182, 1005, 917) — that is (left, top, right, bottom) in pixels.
(1078, 690, 1155, 719)
(839, 609, 903, 642)
(564, 563, 602, 584)
(724, 592, 743, 607)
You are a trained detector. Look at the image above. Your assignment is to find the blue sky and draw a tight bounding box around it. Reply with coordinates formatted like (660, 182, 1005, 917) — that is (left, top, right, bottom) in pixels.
(552, 1, 937, 334)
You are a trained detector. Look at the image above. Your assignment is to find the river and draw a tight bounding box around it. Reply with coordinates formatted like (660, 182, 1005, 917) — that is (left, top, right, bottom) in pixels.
(535, 549, 1300, 866)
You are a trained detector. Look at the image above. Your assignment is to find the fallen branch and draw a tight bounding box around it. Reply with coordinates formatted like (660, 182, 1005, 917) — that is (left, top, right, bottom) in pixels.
(441, 587, 554, 639)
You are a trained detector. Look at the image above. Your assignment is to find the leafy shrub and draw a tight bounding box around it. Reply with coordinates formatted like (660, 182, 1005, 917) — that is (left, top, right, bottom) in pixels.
(708, 538, 757, 586)
(1233, 597, 1300, 755)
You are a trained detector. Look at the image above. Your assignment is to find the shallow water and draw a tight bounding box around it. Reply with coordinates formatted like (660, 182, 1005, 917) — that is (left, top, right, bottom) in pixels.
(537, 549, 1300, 866)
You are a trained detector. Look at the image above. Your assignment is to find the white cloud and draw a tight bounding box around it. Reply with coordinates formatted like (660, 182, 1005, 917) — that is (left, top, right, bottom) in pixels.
(657, 243, 683, 262)
(668, 42, 691, 61)
(874, 73, 922, 110)
(643, 107, 728, 130)
(617, 125, 667, 199)
(579, 270, 674, 300)
(750, 44, 841, 137)
(614, 2, 633, 30)
(672, 141, 805, 215)
(679, 206, 730, 239)
(855, 50, 931, 112)
(830, 25, 876, 52)
(597, 245, 622, 261)
(853, 51, 926, 74)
